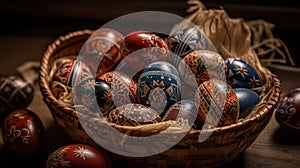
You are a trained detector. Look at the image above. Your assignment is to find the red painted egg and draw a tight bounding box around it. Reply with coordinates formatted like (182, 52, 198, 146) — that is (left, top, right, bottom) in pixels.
(52, 59, 92, 87)
(162, 100, 203, 129)
(45, 144, 113, 168)
(120, 30, 171, 70)
(275, 88, 300, 132)
(107, 103, 161, 126)
(0, 76, 34, 121)
(97, 71, 137, 108)
(195, 79, 239, 127)
(82, 28, 123, 75)
(1, 109, 44, 156)
(178, 50, 227, 86)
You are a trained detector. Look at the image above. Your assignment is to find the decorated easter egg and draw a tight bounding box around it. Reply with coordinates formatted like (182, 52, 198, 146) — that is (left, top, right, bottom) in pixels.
(97, 71, 137, 108)
(73, 78, 100, 114)
(0, 76, 35, 121)
(107, 103, 161, 126)
(195, 79, 239, 127)
(52, 59, 92, 87)
(234, 88, 260, 118)
(178, 50, 227, 86)
(225, 58, 262, 89)
(138, 61, 181, 115)
(94, 79, 115, 116)
(2, 109, 44, 156)
(168, 27, 216, 65)
(45, 144, 113, 168)
(120, 30, 171, 70)
(162, 100, 203, 129)
(82, 28, 123, 75)
(275, 88, 300, 132)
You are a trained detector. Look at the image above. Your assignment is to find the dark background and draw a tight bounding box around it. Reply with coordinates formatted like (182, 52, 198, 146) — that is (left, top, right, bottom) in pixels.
(1, 0, 300, 66)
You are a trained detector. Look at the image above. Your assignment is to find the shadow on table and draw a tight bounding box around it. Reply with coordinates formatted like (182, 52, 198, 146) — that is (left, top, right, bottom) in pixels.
(272, 127, 300, 146)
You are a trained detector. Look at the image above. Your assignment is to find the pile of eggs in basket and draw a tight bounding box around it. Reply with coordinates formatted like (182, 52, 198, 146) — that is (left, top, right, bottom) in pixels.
(51, 27, 262, 130)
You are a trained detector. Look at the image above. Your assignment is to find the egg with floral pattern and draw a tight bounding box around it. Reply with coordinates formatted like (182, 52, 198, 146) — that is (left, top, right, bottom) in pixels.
(1, 109, 44, 156)
(225, 58, 262, 89)
(138, 61, 181, 115)
(73, 78, 101, 114)
(81, 28, 123, 76)
(45, 144, 113, 168)
(120, 30, 171, 71)
(107, 103, 161, 126)
(195, 79, 239, 127)
(275, 88, 300, 132)
(97, 71, 137, 108)
(52, 59, 92, 87)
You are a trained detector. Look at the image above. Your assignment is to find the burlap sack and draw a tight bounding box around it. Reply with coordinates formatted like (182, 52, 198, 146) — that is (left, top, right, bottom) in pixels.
(172, 0, 294, 65)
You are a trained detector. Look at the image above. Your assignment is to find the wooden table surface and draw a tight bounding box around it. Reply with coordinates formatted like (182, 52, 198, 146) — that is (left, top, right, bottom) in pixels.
(0, 33, 299, 168)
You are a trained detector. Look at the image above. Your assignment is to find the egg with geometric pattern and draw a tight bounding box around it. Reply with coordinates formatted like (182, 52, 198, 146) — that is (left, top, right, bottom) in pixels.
(138, 61, 181, 116)
(45, 144, 113, 168)
(168, 27, 216, 66)
(107, 103, 161, 126)
(225, 58, 262, 89)
(195, 79, 239, 127)
(0, 76, 35, 121)
(178, 50, 227, 87)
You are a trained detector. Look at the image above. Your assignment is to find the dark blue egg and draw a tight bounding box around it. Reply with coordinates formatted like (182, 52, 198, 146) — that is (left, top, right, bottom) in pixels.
(234, 88, 260, 118)
(168, 27, 216, 66)
(138, 61, 181, 116)
(225, 58, 263, 89)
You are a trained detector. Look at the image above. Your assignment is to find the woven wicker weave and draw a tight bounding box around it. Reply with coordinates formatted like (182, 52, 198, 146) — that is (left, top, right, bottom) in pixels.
(39, 27, 281, 167)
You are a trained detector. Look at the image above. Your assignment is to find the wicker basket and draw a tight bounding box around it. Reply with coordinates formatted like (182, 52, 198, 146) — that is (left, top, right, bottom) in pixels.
(39, 28, 281, 167)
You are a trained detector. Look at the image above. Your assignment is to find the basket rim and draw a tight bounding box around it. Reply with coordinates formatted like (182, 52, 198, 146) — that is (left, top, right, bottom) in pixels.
(39, 29, 281, 135)
(39, 29, 94, 115)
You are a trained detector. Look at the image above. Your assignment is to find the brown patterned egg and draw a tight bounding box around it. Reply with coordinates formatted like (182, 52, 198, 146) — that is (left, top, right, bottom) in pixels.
(107, 103, 161, 126)
(162, 100, 203, 129)
(45, 144, 113, 168)
(0, 76, 34, 121)
(97, 71, 137, 108)
(120, 30, 171, 71)
(1, 109, 44, 156)
(52, 59, 92, 87)
(195, 79, 239, 127)
(275, 88, 300, 132)
(82, 28, 123, 76)
(178, 50, 227, 86)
